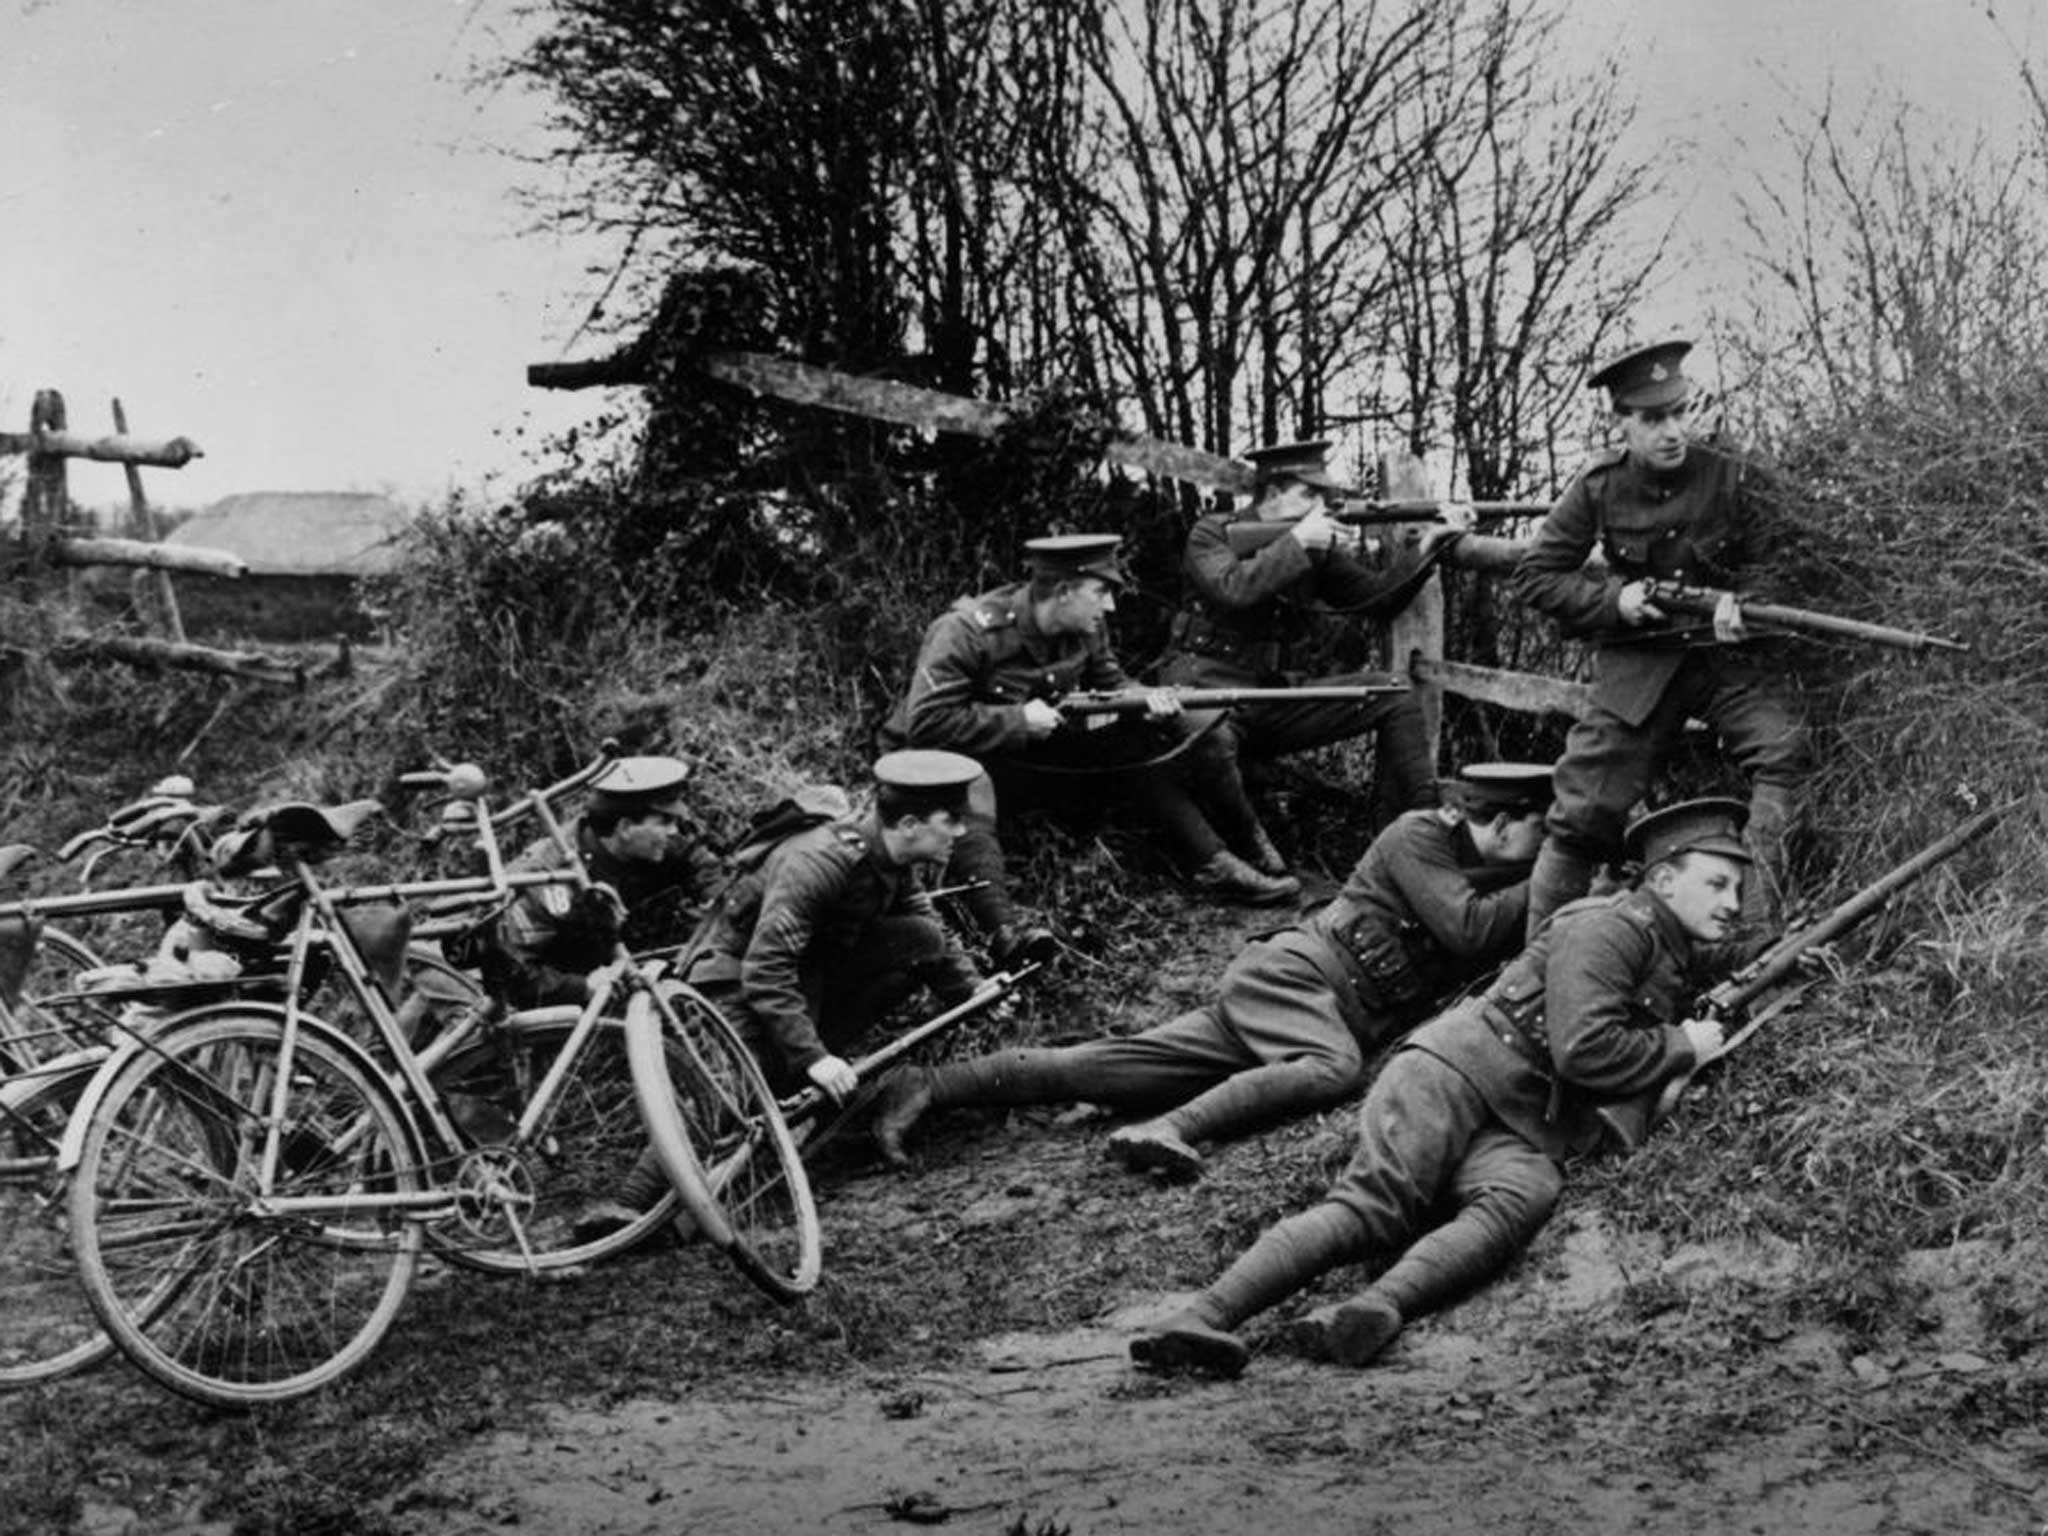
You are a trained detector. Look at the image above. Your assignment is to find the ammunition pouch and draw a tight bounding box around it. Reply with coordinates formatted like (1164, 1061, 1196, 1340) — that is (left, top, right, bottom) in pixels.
(1336, 918, 1430, 1010)
(1167, 609, 1283, 680)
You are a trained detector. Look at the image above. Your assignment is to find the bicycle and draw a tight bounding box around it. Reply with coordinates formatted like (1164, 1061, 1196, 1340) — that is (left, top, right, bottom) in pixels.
(0, 772, 487, 1390)
(55, 752, 818, 1406)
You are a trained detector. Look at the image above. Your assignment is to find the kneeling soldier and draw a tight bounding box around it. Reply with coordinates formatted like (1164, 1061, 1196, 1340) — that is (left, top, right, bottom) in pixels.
(870, 762, 1552, 1177)
(576, 751, 987, 1239)
(1127, 798, 1748, 1378)
(480, 755, 725, 1010)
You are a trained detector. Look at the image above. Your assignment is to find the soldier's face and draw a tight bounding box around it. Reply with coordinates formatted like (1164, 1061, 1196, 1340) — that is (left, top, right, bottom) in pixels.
(1477, 810, 1547, 864)
(897, 808, 965, 864)
(601, 810, 680, 866)
(1257, 480, 1318, 521)
(1620, 399, 1691, 472)
(1049, 578, 1117, 635)
(1649, 851, 1745, 942)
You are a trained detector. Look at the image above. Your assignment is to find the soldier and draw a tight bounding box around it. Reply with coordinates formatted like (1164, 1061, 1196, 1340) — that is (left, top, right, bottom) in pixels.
(478, 756, 725, 1011)
(1159, 440, 1450, 875)
(1126, 799, 1747, 1379)
(869, 762, 1553, 1177)
(679, 749, 987, 1101)
(576, 749, 989, 1239)
(1514, 339, 1810, 936)
(880, 533, 1299, 941)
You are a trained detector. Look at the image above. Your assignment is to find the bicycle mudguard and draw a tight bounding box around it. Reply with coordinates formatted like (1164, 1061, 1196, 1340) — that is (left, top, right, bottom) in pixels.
(620, 994, 735, 1250)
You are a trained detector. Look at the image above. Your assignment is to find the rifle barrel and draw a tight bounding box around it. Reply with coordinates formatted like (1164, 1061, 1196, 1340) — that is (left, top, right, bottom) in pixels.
(1648, 583, 1969, 654)
(1059, 684, 1404, 715)
(1713, 801, 2011, 1014)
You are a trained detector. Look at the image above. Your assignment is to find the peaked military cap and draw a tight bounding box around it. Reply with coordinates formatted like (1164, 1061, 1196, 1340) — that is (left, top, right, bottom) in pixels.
(589, 756, 692, 817)
(873, 749, 981, 815)
(1624, 797, 1752, 868)
(1452, 761, 1555, 816)
(1588, 338, 1694, 411)
(1023, 533, 1126, 589)
(1244, 438, 1341, 489)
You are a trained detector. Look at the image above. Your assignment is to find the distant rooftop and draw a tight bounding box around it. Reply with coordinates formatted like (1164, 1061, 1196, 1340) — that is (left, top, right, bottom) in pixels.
(166, 491, 411, 576)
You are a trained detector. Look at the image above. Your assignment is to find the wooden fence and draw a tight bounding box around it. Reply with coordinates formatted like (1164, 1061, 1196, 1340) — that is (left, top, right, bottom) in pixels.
(3, 388, 308, 686)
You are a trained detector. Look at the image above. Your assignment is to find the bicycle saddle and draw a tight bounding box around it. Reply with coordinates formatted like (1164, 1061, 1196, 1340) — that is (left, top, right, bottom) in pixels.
(210, 799, 384, 877)
(0, 843, 38, 883)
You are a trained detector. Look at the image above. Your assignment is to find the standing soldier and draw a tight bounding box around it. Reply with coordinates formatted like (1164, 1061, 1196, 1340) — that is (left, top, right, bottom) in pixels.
(869, 762, 1553, 1177)
(880, 533, 1299, 948)
(1159, 440, 1448, 876)
(1514, 339, 1810, 935)
(1128, 799, 1747, 1379)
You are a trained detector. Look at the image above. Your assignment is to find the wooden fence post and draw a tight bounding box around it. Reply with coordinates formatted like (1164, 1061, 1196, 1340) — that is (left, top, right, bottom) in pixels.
(21, 390, 70, 579)
(112, 398, 186, 642)
(1380, 452, 1444, 769)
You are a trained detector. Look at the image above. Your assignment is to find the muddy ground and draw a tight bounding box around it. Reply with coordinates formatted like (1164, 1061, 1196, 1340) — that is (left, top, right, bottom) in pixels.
(378, 1136, 2048, 1536)
(21, 899, 2048, 1536)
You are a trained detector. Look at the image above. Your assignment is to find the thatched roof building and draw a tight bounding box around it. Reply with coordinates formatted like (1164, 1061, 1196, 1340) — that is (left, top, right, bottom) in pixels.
(166, 491, 410, 576)
(163, 491, 412, 640)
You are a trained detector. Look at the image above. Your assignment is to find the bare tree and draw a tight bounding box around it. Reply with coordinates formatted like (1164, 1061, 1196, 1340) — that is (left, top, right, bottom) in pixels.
(1012, 0, 1452, 458)
(1735, 100, 2048, 420)
(1366, 1, 1661, 499)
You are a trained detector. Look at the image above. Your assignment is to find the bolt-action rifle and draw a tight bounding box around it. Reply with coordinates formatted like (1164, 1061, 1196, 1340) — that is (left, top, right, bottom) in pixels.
(1056, 681, 1407, 718)
(1596, 800, 2012, 1150)
(1224, 498, 1544, 559)
(1641, 580, 1970, 655)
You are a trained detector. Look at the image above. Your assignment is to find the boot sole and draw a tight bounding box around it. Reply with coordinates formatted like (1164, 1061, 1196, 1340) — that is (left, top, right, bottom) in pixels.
(1129, 1327, 1248, 1379)
(1105, 1131, 1204, 1181)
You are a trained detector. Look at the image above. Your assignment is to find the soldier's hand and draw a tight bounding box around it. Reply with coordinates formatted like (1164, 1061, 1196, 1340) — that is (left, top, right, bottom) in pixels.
(1712, 590, 1749, 643)
(1142, 687, 1182, 719)
(1290, 503, 1345, 551)
(807, 1054, 860, 1104)
(1021, 699, 1064, 739)
(1618, 580, 1667, 626)
(1679, 1015, 1726, 1065)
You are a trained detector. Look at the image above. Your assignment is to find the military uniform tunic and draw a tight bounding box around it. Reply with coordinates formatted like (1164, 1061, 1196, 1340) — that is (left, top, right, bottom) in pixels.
(1301, 886, 1721, 1309)
(878, 582, 1241, 929)
(1159, 512, 1436, 818)
(686, 814, 981, 1082)
(940, 809, 1531, 1144)
(484, 818, 724, 1009)
(1513, 442, 1809, 854)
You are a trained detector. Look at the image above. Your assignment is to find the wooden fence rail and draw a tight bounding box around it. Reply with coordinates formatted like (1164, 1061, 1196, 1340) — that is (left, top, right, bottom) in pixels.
(4, 386, 304, 687)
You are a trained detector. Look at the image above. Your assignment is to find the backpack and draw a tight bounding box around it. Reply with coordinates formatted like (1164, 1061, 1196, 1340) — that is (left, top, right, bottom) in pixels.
(725, 784, 854, 872)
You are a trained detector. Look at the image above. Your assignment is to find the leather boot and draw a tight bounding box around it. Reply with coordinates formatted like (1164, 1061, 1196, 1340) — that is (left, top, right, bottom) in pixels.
(869, 1066, 933, 1168)
(1524, 839, 1598, 941)
(1284, 1290, 1403, 1367)
(1245, 822, 1291, 878)
(1743, 782, 1799, 929)
(1191, 850, 1301, 906)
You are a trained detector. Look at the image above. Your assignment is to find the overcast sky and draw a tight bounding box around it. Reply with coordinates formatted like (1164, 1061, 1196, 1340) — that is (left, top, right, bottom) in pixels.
(3, 0, 2042, 511)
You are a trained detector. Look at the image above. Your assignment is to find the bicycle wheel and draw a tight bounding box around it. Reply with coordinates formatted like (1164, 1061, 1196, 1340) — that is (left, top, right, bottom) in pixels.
(625, 985, 821, 1302)
(67, 1009, 424, 1407)
(0, 1051, 116, 1386)
(2, 926, 106, 1071)
(427, 1009, 688, 1274)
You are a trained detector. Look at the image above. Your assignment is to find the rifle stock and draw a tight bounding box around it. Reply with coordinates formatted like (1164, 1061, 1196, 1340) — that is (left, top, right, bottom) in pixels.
(1595, 801, 2012, 1151)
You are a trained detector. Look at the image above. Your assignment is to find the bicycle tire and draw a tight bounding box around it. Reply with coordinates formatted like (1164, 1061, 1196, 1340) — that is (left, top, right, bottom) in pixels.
(2, 926, 106, 1072)
(625, 985, 821, 1302)
(428, 1010, 689, 1274)
(0, 1051, 117, 1386)
(67, 1009, 424, 1406)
